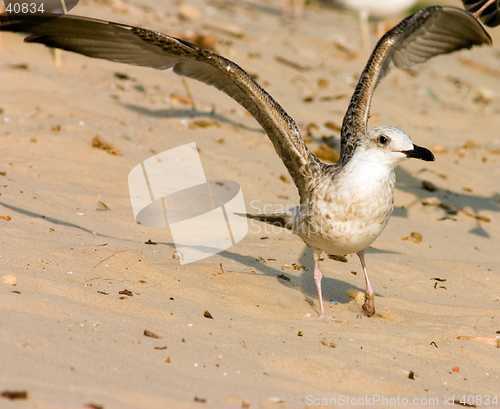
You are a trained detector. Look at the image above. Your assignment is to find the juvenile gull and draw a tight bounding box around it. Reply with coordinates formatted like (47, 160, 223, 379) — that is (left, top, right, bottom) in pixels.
(0, 7, 491, 319)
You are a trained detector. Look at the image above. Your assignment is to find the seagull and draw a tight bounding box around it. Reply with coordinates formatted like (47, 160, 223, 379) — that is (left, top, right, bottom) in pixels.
(0, 7, 491, 320)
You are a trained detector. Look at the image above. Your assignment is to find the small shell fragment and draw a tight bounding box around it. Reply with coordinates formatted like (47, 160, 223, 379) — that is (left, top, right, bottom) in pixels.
(321, 338, 336, 348)
(346, 288, 364, 306)
(172, 251, 183, 260)
(474, 87, 497, 104)
(431, 144, 447, 154)
(463, 139, 477, 149)
(3, 275, 17, 286)
(267, 397, 284, 404)
(422, 197, 441, 206)
(457, 336, 500, 348)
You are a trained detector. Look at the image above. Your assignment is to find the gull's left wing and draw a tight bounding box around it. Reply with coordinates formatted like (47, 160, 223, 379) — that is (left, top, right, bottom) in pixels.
(340, 6, 492, 164)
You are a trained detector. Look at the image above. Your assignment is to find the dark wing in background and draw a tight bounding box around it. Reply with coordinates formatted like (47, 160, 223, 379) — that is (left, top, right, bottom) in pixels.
(462, 0, 500, 27)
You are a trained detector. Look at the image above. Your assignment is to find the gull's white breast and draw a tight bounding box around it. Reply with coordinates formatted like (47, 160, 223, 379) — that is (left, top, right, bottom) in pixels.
(296, 159, 396, 255)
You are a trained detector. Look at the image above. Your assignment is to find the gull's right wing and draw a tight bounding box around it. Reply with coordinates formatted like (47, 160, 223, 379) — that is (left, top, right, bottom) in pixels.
(0, 13, 321, 195)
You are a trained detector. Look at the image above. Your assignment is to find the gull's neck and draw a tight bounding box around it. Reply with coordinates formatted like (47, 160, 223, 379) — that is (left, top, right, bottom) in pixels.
(338, 153, 397, 192)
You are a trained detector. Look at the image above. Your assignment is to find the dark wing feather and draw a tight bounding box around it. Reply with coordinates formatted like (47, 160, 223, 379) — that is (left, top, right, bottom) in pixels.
(340, 6, 492, 164)
(462, 0, 500, 27)
(0, 13, 320, 195)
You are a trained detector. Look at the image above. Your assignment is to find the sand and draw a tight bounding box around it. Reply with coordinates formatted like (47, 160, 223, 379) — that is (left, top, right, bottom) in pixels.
(1, 0, 499, 408)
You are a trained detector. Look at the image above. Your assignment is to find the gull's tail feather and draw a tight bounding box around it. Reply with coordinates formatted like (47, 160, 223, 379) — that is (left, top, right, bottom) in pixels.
(241, 206, 300, 231)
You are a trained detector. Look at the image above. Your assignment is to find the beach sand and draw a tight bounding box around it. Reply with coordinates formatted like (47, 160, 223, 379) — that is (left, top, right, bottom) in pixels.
(1, 0, 499, 407)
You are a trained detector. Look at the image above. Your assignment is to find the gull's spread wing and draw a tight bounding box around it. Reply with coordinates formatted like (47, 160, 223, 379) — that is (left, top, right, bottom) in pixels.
(340, 6, 492, 163)
(0, 13, 320, 195)
(462, 0, 500, 27)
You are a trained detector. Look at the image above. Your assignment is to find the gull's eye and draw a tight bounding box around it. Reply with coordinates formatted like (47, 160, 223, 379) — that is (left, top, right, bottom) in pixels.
(378, 135, 388, 145)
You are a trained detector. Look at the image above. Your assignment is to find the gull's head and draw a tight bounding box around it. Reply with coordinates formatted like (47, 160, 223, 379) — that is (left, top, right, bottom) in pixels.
(355, 126, 434, 168)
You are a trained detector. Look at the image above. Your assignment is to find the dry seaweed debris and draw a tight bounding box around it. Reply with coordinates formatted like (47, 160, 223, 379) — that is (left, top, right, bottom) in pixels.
(180, 32, 217, 51)
(421, 198, 490, 222)
(274, 55, 312, 72)
(402, 232, 423, 243)
(188, 119, 220, 129)
(92, 135, 122, 156)
(1, 390, 28, 400)
(144, 329, 162, 339)
(313, 143, 340, 163)
(321, 338, 336, 348)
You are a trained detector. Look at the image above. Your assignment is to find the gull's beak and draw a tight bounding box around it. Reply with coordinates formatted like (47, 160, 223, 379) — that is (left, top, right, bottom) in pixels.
(402, 144, 434, 162)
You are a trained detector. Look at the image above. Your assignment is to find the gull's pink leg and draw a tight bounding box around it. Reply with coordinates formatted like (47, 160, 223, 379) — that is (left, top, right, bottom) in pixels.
(280, 0, 291, 20)
(293, 0, 304, 21)
(357, 250, 375, 317)
(313, 252, 334, 321)
(472, 0, 496, 19)
(281, 0, 304, 21)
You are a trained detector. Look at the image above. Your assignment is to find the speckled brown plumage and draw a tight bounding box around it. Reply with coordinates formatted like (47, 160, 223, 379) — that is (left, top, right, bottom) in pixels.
(340, 7, 491, 164)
